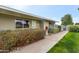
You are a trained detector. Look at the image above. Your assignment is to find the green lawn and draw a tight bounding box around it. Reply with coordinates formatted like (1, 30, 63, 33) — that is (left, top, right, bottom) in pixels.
(48, 32, 79, 53)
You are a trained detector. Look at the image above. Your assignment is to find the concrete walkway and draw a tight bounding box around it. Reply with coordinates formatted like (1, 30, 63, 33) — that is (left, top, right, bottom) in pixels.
(11, 31, 68, 53)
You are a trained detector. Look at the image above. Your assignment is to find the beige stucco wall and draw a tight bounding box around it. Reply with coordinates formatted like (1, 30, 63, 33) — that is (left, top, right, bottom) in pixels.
(31, 20, 41, 29)
(43, 21, 49, 30)
(30, 20, 50, 30)
(0, 14, 16, 31)
(0, 13, 34, 30)
(0, 13, 41, 30)
(0, 13, 50, 31)
(36, 21, 41, 29)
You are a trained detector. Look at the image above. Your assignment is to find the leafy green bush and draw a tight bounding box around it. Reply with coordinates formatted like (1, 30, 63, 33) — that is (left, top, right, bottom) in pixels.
(48, 27, 60, 33)
(58, 25, 61, 31)
(53, 28, 60, 33)
(0, 29, 45, 51)
(68, 25, 79, 32)
(48, 28, 53, 33)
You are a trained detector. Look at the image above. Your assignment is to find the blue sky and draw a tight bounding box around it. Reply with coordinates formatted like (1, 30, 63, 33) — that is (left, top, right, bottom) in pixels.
(8, 5, 79, 24)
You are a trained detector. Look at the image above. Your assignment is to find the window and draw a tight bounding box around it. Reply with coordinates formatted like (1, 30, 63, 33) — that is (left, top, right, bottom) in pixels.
(16, 21, 22, 28)
(15, 19, 29, 28)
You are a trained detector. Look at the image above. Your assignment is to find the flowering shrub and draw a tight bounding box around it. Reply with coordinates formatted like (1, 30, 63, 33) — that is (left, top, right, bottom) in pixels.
(0, 29, 45, 51)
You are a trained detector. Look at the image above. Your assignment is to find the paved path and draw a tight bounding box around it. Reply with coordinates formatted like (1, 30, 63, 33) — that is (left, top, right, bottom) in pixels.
(11, 31, 68, 53)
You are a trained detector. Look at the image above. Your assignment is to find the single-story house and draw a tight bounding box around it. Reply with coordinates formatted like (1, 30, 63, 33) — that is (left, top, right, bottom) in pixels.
(0, 5, 55, 34)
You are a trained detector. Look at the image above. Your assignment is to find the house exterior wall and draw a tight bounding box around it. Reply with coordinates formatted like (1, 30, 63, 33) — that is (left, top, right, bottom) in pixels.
(36, 21, 41, 29)
(31, 20, 41, 29)
(0, 13, 54, 31)
(43, 21, 49, 30)
(0, 14, 42, 30)
(0, 6, 55, 31)
(31, 20, 37, 29)
(0, 14, 16, 31)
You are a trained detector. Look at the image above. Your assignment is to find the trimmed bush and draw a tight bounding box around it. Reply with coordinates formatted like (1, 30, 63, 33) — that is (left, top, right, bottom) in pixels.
(48, 27, 60, 33)
(68, 25, 79, 32)
(48, 28, 53, 33)
(0, 29, 45, 51)
(53, 28, 60, 33)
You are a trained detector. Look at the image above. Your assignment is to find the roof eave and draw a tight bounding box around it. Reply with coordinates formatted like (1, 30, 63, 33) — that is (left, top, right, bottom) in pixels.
(0, 5, 55, 22)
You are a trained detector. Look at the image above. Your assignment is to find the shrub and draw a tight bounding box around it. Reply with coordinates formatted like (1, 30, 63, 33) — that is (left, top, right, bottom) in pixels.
(48, 27, 60, 33)
(68, 25, 79, 32)
(58, 25, 61, 32)
(48, 28, 53, 33)
(0, 29, 45, 51)
(53, 28, 60, 33)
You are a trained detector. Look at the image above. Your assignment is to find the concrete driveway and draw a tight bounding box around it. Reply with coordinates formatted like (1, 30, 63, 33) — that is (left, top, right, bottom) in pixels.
(11, 31, 68, 53)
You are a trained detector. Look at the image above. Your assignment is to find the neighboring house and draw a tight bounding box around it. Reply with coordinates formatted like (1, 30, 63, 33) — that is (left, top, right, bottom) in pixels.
(0, 5, 55, 34)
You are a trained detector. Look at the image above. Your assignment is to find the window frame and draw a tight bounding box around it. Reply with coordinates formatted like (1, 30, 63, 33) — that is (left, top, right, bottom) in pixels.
(15, 19, 29, 28)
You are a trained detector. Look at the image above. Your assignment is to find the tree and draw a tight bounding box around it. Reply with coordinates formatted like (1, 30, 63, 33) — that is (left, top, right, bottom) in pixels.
(61, 14, 73, 25)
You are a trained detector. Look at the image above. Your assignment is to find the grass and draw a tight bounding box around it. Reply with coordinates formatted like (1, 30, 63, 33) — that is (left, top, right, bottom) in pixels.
(48, 32, 79, 53)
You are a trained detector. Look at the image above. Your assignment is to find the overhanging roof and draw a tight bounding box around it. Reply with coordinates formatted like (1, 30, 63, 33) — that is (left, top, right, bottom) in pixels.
(0, 5, 55, 22)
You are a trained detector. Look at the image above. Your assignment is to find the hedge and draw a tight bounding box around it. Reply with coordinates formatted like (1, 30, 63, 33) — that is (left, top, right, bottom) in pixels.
(68, 25, 79, 32)
(48, 27, 60, 33)
(0, 29, 45, 52)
